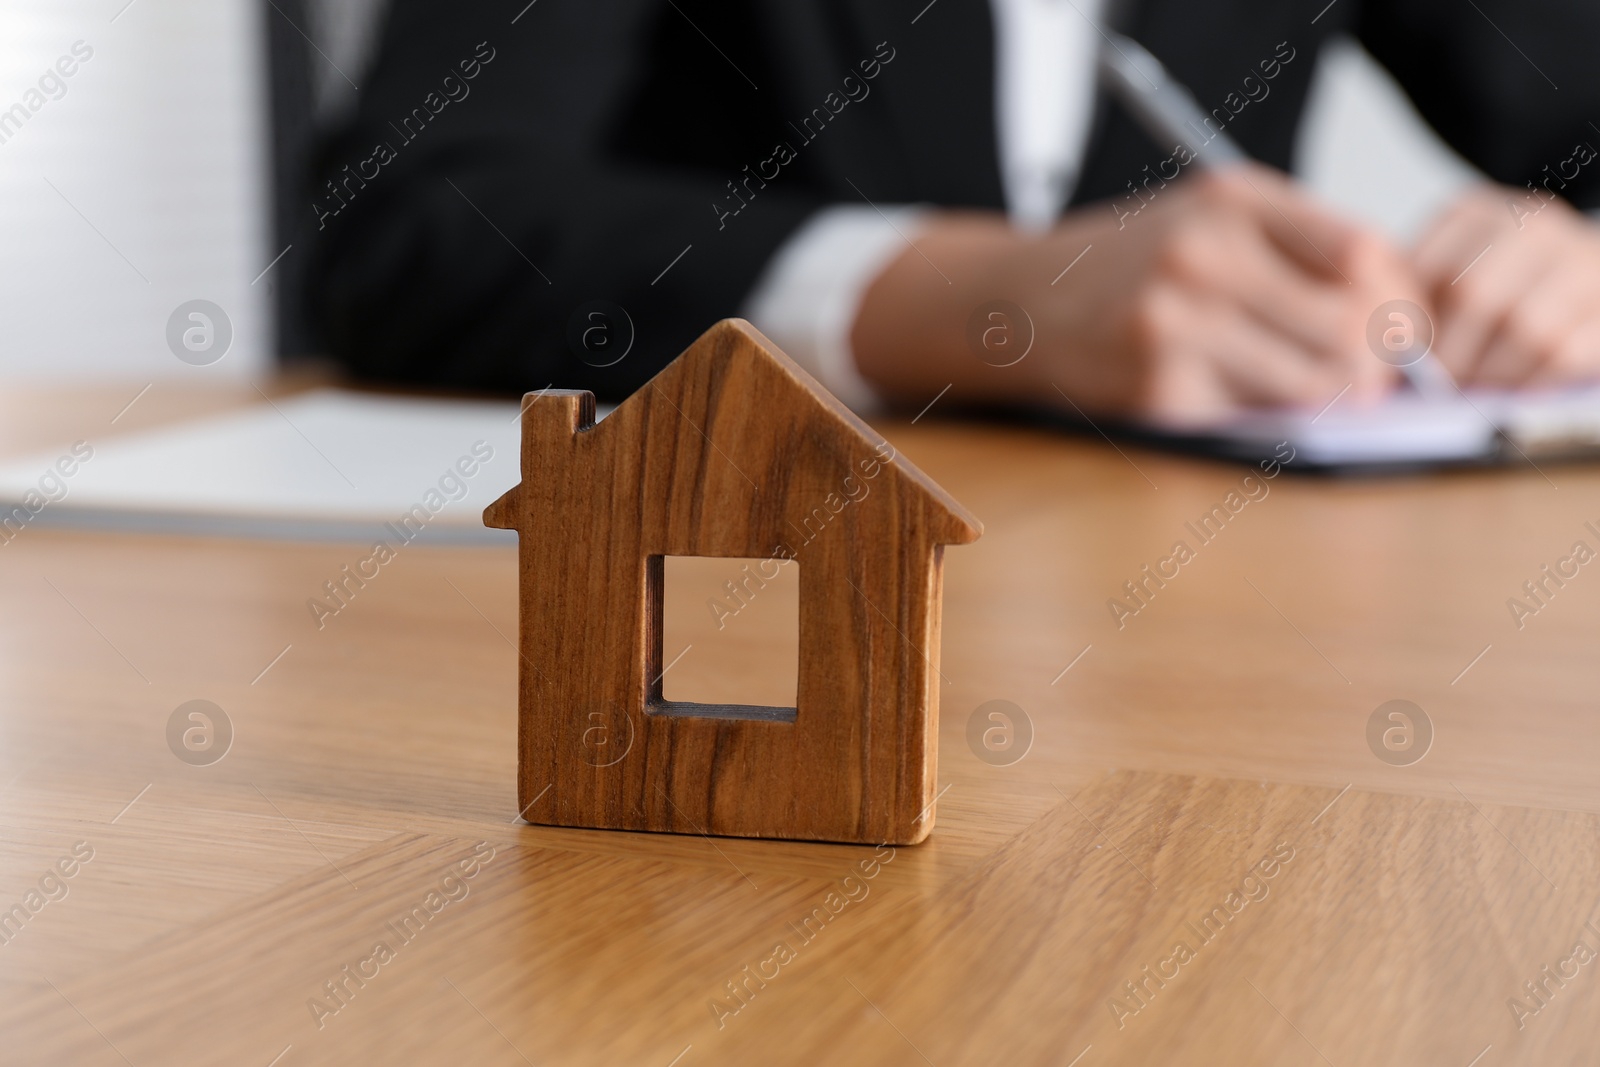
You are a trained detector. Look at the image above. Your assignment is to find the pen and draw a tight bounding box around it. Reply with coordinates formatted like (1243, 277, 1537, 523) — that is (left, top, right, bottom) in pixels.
(1097, 33, 1458, 401)
(1096, 32, 1246, 169)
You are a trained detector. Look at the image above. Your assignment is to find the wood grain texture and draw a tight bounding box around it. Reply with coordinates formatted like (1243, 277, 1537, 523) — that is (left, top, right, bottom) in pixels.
(4, 386, 1600, 1064)
(484, 319, 982, 845)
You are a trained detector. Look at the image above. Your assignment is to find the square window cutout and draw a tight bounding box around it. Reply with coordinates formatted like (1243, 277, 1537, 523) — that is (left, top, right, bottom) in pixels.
(651, 555, 798, 721)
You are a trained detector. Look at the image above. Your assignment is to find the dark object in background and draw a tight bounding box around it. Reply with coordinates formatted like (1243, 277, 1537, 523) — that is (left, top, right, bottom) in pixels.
(264, 0, 317, 360)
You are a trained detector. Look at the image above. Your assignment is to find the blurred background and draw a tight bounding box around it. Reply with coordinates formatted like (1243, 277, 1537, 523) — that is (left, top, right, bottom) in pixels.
(0, 0, 1479, 384)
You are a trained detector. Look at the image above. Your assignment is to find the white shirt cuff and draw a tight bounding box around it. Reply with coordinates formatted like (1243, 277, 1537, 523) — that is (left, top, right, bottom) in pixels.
(741, 204, 924, 413)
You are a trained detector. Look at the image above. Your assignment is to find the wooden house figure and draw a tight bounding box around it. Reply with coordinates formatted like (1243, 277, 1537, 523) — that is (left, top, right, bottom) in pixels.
(484, 319, 981, 844)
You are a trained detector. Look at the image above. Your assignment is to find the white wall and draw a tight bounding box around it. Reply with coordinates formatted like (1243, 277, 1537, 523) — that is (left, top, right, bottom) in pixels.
(1296, 35, 1483, 241)
(0, 0, 270, 380)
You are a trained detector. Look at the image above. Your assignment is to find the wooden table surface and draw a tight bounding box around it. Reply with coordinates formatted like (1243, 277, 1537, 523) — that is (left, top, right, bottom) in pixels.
(3, 383, 1600, 1066)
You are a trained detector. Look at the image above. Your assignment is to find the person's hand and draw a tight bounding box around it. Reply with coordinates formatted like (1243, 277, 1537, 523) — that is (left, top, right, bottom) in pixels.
(851, 165, 1417, 424)
(1413, 184, 1600, 388)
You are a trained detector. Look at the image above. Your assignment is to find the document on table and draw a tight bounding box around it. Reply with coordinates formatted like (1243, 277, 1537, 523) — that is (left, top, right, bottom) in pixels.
(0, 389, 570, 542)
(1126, 385, 1600, 471)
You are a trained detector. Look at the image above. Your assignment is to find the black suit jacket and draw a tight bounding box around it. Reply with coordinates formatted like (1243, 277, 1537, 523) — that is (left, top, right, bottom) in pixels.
(303, 0, 1600, 396)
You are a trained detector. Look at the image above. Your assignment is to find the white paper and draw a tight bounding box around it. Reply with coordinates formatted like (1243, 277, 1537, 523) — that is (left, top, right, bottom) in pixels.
(1175, 385, 1600, 469)
(0, 390, 540, 542)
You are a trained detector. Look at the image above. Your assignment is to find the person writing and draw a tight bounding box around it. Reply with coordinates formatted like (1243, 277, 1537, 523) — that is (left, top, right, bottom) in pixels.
(305, 0, 1600, 423)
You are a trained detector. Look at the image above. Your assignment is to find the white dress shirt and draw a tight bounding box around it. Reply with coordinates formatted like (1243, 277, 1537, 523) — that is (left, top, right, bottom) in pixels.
(743, 0, 1106, 408)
